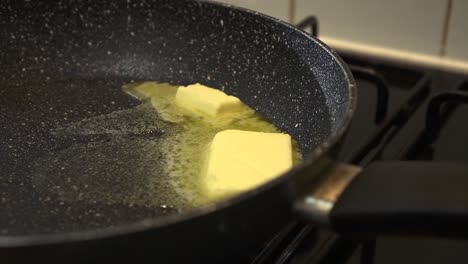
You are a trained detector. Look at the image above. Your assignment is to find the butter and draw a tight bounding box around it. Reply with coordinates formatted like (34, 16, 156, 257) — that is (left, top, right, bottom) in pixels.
(175, 83, 243, 116)
(203, 129, 293, 198)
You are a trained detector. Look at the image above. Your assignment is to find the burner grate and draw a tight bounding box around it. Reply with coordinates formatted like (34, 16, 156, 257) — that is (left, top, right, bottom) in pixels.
(425, 84, 468, 143)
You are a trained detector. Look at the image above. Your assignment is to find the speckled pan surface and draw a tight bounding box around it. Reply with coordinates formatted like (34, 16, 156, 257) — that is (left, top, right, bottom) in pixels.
(0, 0, 354, 236)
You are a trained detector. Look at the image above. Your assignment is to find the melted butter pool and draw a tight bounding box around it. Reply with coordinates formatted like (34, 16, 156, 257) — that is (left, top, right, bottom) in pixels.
(123, 82, 302, 206)
(35, 82, 301, 213)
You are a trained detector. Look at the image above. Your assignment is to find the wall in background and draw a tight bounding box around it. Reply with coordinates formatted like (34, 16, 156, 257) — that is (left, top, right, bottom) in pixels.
(446, 0, 468, 61)
(213, 0, 468, 73)
(295, 0, 447, 56)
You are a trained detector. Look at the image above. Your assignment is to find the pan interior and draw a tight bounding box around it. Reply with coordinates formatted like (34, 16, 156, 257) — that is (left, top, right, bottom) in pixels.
(0, 0, 351, 235)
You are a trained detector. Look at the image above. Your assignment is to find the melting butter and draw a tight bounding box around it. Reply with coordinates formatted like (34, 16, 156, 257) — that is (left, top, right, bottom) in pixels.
(123, 82, 302, 206)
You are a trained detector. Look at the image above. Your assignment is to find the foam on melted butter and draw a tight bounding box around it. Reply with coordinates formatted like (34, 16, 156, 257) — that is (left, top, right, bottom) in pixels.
(123, 82, 302, 206)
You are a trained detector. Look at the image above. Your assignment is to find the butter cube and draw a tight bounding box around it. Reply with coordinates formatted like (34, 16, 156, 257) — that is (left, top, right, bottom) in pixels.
(203, 129, 293, 198)
(175, 83, 243, 116)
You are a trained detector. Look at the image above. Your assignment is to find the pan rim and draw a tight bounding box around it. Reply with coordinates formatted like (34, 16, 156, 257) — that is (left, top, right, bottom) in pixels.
(0, 0, 357, 247)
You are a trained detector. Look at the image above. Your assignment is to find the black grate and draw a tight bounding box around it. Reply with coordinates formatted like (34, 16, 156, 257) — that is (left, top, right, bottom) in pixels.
(296, 16, 319, 37)
(348, 65, 389, 124)
(250, 16, 468, 264)
(425, 87, 468, 143)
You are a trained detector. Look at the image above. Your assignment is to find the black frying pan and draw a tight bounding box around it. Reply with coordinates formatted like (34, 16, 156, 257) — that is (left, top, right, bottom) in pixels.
(1, 1, 467, 263)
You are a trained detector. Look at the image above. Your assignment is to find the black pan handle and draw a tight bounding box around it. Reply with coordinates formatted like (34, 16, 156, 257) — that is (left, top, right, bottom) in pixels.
(295, 162, 468, 238)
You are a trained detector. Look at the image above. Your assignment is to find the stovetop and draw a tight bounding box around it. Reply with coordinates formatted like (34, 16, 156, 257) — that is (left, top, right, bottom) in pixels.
(242, 16, 468, 264)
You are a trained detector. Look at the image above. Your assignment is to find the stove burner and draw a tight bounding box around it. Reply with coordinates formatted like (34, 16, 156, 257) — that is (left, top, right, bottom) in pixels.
(247, 16, 468, 264)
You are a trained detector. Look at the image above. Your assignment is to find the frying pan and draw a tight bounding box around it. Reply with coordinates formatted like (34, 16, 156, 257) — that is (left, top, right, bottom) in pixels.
(1, 0, 468, 263)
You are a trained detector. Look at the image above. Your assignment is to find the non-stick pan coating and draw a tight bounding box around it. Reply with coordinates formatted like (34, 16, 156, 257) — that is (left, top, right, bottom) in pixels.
(0, 0, 351, 237)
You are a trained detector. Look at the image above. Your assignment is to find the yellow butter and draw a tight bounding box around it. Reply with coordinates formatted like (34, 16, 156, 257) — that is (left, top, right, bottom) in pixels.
(203, 129, 293, 198)
(175, 83, 243, 116)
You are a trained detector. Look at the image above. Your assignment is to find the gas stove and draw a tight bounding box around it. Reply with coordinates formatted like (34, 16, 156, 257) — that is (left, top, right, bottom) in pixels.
(241, 16, 468, 264)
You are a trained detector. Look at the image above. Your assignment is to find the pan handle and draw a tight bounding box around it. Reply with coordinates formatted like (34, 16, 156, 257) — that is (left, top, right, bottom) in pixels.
(294, 161, 468, 238)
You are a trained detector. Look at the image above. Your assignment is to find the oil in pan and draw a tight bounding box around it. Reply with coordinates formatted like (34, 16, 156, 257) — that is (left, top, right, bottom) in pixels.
(5, 80, 299, 234)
